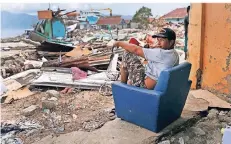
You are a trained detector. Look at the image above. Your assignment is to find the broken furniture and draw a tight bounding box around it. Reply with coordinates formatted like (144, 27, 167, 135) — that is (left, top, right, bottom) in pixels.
(112, 62, 192, 132)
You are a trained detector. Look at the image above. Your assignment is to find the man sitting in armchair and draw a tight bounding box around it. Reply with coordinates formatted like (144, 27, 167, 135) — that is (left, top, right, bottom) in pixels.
(113, 28, 179, 90)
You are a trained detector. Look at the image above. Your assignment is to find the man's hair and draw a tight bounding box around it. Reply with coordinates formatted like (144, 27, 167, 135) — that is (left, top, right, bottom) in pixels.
(166, 39, 175, 50)
(170, 40, 175, 49)
(187, 6, 190, 13)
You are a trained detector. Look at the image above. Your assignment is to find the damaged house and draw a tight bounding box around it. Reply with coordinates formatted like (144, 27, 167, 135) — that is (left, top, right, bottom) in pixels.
(124, 20, 139, 29)
(161, 7, 187, 24)
(96, 16, 127, 29)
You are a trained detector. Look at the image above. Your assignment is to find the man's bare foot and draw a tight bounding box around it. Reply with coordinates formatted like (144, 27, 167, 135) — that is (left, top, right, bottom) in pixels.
(60, 87, 69, 94)
(67, 88, 74, 94)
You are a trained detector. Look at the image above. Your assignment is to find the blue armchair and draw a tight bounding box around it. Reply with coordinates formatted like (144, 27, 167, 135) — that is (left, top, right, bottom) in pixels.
(112, 62, 192, 133)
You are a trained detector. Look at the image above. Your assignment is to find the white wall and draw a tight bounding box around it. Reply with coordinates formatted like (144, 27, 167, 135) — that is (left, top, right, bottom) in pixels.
(130, 22, 139, 29)
(165, 18, 184, 24)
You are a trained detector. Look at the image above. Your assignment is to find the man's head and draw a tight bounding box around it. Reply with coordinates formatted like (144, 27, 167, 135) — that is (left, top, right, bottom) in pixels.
(187, 6, 190, 14)
(152, 28, 176, 49)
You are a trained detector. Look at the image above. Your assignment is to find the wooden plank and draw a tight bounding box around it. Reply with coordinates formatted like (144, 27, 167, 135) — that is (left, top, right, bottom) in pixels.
(190, 90, 231, 109)
(4, 87, 35, 104)
(184, 94, 209, 112)
(65, 46, 91, 58)
(38, 10, 53, 20)
(3, 79, 22, 91)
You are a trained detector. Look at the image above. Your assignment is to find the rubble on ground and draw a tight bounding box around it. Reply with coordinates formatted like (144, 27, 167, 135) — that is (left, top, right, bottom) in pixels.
(0, 51, 41, 78)
(158, 109, 231, 144)
(1, 23, 186, 78)
(0, 19, 210, 144)
(1, 90, 115, 144)
(1, 35, 25, 43)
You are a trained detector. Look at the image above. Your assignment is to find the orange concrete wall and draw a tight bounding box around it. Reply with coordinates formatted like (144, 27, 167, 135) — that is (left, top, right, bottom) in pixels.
(188, 3, 231, 95)
(188, 3, 204, 90)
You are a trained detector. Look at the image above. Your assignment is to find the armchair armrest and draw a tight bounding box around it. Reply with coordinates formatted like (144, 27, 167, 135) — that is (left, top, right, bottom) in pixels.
(112, 82, 163, 96)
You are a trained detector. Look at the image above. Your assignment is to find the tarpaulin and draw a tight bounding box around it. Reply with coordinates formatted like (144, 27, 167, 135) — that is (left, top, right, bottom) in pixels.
(87, 16, 99, 25)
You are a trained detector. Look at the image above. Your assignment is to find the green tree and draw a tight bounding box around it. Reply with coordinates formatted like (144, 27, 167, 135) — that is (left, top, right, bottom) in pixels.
(132, 6, 153, 29)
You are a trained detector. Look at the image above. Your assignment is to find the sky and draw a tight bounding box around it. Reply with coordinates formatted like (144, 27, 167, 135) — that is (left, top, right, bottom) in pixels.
(0, 3, 190, 16)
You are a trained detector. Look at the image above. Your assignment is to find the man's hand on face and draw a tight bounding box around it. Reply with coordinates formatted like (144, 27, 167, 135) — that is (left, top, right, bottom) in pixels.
(149, 43, 161, 48)
(149, 40, 161, 48)
(145, 36, 160, 48)
(145, 34, 155, 44)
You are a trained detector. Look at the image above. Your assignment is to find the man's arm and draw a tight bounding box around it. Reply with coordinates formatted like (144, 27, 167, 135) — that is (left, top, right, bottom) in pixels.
(114, 41, 145, 58)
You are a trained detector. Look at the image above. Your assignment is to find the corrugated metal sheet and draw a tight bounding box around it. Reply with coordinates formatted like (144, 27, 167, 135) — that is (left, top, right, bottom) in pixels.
(31, 54, 119, 89)
(31, 71, 114, 89)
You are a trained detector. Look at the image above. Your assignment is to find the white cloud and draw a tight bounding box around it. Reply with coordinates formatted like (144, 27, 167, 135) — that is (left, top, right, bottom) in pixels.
(0, 3, 113, 14)
(83, 4, 90, 10)
(1, 3, 189, 16)
(0, 3, 82, 13)
(59, 3, 82, 10)
(1, 3, 24, 12)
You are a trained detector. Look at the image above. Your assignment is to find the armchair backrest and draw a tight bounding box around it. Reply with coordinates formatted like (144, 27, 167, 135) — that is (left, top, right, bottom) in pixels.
(154, 62, 192, 93)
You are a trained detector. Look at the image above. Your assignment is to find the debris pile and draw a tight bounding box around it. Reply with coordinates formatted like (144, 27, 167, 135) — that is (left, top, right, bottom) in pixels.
(1, 23, 188, 103)
(0, 9, 189, 144)
(1, 35, 25, 43)
(1, 120, 42, 144)
(1, 51, 40, 78)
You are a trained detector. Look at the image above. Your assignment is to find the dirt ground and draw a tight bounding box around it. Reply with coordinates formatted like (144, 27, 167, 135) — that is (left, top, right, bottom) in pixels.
(1, 89, 115, 144)
(0, 50, 36, 58)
